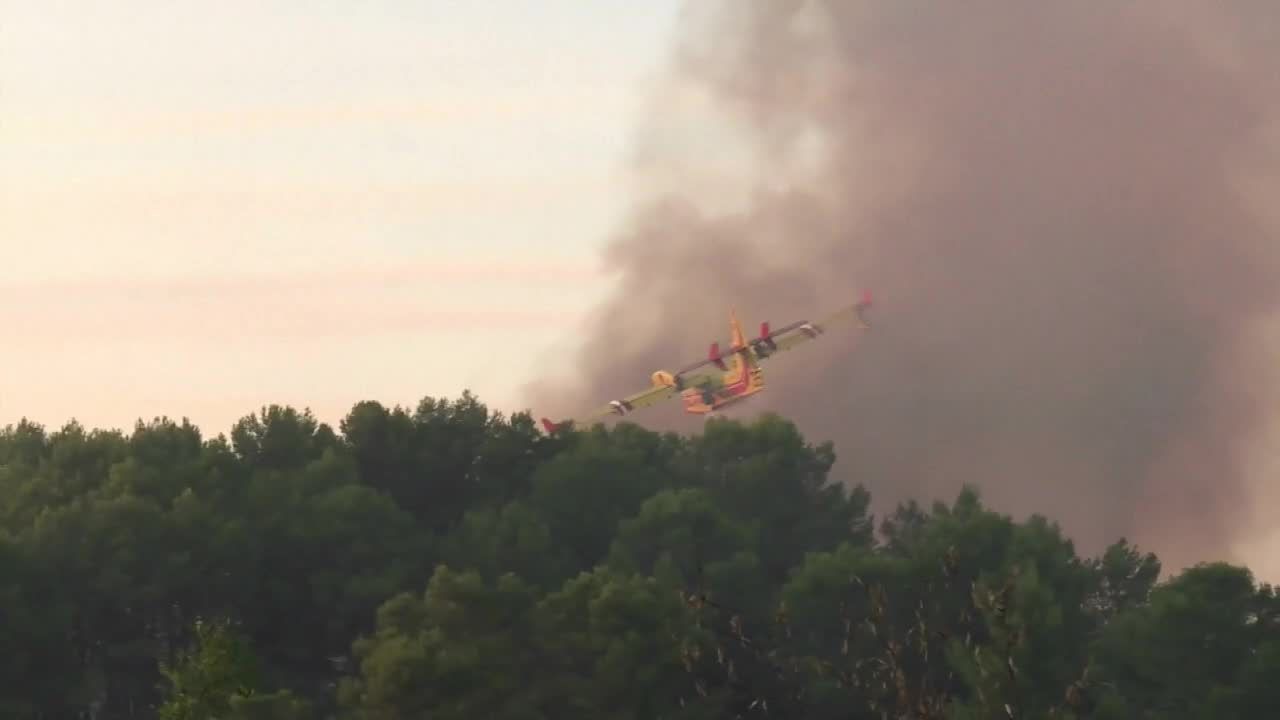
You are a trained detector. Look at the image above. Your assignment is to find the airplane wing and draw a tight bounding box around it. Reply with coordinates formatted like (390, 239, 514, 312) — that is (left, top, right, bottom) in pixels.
(592, 382, 681, 416)
(763, 292, 872, 357)
(674, 292, 873, 372)
(541, 382, 681, 433)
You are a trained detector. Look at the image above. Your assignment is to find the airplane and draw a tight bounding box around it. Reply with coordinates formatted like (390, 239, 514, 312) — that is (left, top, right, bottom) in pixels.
(540, 290, 872, 433)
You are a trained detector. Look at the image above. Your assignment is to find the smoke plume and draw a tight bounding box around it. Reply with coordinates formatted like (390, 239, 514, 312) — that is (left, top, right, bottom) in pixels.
(525, 2, 1280, 570)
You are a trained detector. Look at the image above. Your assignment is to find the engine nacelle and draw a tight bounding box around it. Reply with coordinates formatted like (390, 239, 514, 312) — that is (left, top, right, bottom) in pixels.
(708, 341, 727, 370)
(651, 370, 678, 388)
(758, 321, 776, 349)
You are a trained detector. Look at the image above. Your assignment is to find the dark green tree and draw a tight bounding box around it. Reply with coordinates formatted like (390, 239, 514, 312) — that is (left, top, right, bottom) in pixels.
(0, 392, 1274, 718)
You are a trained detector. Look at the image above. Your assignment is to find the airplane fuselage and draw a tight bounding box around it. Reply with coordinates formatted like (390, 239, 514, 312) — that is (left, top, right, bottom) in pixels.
(679, 378, 764, 414)
(678, 311, 765, 414)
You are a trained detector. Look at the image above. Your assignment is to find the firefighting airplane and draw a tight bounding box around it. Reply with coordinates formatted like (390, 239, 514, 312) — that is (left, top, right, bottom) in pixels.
(540, 291, 872, 433)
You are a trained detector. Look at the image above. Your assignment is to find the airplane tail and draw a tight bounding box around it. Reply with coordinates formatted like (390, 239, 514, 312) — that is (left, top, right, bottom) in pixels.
(725, 309, 749, 377)
(729, 308, 747, 349)
(540, 417, 563, 433)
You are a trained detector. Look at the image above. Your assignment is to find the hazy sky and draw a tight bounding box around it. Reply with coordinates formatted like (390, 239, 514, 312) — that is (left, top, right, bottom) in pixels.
(2, 0, 682, 433)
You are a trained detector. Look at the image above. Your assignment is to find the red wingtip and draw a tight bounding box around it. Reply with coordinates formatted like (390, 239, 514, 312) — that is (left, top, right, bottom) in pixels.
(859, 289, 873, 306)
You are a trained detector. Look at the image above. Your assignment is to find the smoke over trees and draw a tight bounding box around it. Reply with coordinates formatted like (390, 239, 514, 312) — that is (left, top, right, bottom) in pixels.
(524, 2, 1280, 570)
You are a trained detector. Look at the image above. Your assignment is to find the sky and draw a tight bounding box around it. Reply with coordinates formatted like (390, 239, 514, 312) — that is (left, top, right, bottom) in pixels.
(1, 0, 683, 433)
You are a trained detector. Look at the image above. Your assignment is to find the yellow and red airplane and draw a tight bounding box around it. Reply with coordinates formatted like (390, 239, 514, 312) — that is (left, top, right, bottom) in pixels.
(540, 290, 872, 432)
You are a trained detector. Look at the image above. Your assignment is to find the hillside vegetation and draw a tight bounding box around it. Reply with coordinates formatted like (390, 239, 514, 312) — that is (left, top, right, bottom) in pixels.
(1, 391, 1276, 718)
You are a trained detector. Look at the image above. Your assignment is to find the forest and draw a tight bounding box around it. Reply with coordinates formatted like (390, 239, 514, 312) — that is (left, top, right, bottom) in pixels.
(1, 391, 1276, 719)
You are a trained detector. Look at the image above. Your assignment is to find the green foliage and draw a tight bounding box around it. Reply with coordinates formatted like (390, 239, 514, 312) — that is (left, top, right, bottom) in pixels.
(338, 566, 543, 719)
(1084, 537, 1162, 616)
(441, 501, 573, 590)
(227, 690, 313, 720)
(157, 618, 261, 720)
(1089, 563, 1280, 717)
(688, 415, 874, 583)
(0, 393, 1276, 718)
(608, 487, 756, 583)
(0, 533, 79, 715)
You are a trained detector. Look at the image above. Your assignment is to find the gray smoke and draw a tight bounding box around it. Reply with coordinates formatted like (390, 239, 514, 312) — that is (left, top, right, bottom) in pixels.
(524, 1, 1280, 570)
